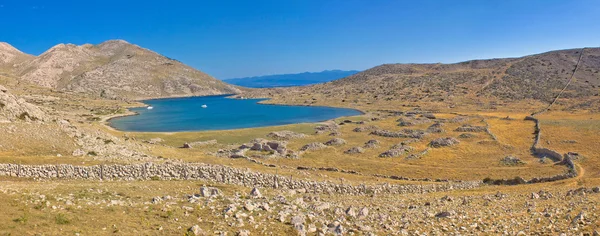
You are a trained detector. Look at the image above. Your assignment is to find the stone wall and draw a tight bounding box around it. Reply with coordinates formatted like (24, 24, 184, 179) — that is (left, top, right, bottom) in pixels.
(0, 162, 481, 195)
(528, 117, 564, 162)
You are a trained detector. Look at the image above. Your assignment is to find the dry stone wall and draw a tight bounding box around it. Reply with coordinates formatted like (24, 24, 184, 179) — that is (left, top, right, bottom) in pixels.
(0, 162, 482, 195)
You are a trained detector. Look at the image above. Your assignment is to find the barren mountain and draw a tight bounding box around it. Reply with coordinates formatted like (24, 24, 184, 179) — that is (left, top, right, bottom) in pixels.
(241, 48, 600, 110)
(3, 40, 240, 99)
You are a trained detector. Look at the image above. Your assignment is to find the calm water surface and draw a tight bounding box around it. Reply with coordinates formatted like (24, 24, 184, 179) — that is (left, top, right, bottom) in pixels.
(109, 95, 362, 132)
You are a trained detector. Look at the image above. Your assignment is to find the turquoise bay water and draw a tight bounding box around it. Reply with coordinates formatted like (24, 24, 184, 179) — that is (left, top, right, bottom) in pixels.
(109, 95, 362, 132)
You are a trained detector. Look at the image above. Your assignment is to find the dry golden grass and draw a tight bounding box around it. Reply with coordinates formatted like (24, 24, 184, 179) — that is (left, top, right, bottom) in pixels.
(536, 111, 600, 178)
(0, 180, 296, 235)
(106, 111, 569, 181)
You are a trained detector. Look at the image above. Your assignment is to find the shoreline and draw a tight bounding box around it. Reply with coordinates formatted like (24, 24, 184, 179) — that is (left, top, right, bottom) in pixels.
(100, 93, 365, 134)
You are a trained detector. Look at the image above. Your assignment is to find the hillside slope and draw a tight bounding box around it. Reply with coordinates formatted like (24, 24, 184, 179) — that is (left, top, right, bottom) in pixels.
(2, 40, 240, 99)
(240, 48, 600, 110)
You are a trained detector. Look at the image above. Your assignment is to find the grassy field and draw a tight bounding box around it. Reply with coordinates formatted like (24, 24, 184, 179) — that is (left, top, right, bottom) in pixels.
(115, 111, 570, 181)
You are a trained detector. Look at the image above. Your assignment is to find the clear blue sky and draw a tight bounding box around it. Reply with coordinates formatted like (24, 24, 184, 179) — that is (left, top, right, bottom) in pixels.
(1, 0, 599, 79)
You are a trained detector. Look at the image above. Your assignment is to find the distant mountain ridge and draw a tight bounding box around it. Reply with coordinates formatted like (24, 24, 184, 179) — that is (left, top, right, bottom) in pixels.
(0, 40, 240, 99)
(224, 70, 360, 88)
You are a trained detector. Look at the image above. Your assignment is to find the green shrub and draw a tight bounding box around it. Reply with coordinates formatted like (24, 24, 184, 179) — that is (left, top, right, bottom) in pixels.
(55, 213, 70, 225)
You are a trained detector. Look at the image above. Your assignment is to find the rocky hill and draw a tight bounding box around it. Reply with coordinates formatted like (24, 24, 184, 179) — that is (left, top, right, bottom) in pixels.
(0, 42, 35, 72)
(240, 48, 600, 110)
(1, 40, 240, 99)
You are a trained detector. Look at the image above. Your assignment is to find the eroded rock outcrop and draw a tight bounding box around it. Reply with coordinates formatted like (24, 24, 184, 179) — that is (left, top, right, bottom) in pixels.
(0, 88, 47, 122)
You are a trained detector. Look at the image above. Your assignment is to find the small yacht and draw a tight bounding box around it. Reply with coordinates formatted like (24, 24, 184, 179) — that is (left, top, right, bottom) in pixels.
(147, 106, 154, 110)
(201, 104, 208, 108)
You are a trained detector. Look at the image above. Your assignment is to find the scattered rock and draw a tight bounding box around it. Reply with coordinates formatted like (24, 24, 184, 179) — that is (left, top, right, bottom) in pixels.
(435, 211, 452, 218)
(250, 187, 262, 198)
(147, 138, 163, 144)
(530, 192, 540, 199)
(346, 207, 357, 217)
(72, 149, 86, 157)
(188, 225, 204, 236)
(151, 196, 163, 204)
(200, 186, 221, 198)
(358, 207, 369, 218)
(291, 214, 305, 226)
(561, 140, 578, 144)
(501, 156, 526, 166)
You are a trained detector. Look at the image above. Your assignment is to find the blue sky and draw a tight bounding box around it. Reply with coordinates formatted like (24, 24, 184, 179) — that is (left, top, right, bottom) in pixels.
(1, 0, 599, 79)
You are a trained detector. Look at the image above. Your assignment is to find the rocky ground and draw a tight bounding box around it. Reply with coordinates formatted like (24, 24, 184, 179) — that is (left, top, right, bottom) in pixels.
(1, 180, 599, 235)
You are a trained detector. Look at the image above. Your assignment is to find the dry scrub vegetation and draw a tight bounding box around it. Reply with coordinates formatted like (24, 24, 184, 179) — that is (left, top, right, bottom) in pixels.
(1, 46, 599, 234)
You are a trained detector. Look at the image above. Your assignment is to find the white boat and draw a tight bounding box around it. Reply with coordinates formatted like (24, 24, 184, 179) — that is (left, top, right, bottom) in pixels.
(147, 106, 154, 110)
(201, 104, 208, 108)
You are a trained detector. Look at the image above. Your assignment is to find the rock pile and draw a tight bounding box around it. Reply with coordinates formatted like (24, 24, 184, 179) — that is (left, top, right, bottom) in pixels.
(370, 129, 427, 139)
(324, 138, 346, 146)
(241, 139, 288, 155)
(397, 117, 432, 126)
(449, 115, 470, 123)
(315, 122, 339, 134)
(379, 145, 413, 158)
(300, 142, 328, 152)
(406, 148, 430, 160)
(458, 133, 475, 139)
(426, 122, 445, 133)
(364, 139, 380, 148)
(344, 147, 365, 154)
(267, 131, 308, 140)
(455, 124, 487, 132)
(429, 137, 460, 148)
(421, 113, 436, 119)
(353, 125, 378, 132)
